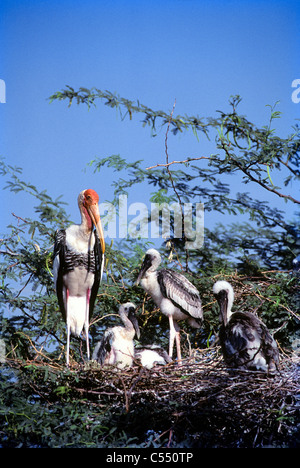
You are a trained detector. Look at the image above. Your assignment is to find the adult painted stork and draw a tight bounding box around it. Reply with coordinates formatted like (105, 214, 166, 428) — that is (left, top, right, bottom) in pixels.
(53, 189, 105, 365)
(135, 344, 172, 369)
(213, 280, 279, 373)
(135, 249, 203, 363)
(92, 302, 140, 368)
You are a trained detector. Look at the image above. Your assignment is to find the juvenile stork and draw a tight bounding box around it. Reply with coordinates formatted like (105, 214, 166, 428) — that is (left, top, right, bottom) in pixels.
(135, 344, 172, 369)
(135, 249, 203, 363)
(213, 281, 279, 373)
(293, 254, 300, 274)
(92, 302, 140, 369)
(53, 189, 105, 365)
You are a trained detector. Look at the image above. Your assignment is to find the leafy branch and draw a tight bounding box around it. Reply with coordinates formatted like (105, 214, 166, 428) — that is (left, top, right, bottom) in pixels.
(48, 86, 210, 138)
(49, 88, 300, 205)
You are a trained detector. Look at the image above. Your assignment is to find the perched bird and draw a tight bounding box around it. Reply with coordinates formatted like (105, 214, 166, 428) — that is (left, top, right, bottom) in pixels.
(53, 189, 105, 365)
(213, 280, 279, 373)
(92, 302, 140, 369)
(135, 344, 172, 369)
(292, 255, 300, 309)
(292, 254, 300, 274)
(135, 249, 203, 363)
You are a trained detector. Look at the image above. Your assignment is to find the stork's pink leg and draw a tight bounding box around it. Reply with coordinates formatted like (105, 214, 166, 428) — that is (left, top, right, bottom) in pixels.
(168, 315, 176, 358)
(168, 315, 182, 364)
(66, 289, 70, 366)
(175, 327, 182, 365)
(85, 289, 91, 360)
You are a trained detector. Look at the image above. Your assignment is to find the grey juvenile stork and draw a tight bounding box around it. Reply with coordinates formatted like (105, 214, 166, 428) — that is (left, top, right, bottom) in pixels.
(53, 189, 105, 365)
(92, 302, 140, 368)
(213, 280, 279, 373)
(136, 249, 203, 363)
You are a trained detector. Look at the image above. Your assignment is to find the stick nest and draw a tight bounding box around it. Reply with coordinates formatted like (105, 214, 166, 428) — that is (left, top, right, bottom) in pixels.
(8, 347, 300, 448)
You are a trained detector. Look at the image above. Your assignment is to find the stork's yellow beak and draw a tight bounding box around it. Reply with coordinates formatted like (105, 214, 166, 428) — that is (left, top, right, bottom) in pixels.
(87, 203, 105, 254)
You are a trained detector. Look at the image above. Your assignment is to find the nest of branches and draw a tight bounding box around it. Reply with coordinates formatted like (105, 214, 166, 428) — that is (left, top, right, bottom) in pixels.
(8, 347, 299, 448)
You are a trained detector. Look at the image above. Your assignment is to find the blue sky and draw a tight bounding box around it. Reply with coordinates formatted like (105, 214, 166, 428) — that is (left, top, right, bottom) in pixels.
(1, 0, 299, 242)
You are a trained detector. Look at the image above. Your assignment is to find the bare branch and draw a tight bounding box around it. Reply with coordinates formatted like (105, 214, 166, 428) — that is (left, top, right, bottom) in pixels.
(164, 99, 184, 217)
(146, 155, 210, 170)
(221, 141, 300, 205)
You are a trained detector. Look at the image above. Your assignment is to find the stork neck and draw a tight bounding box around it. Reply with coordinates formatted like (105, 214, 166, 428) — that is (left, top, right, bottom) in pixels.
(218, 290, 232, 326)
(144, 267, 157, 277)
(120, 312, 133, 330)
(80, 205, 93, 234)
(151, 257, 161, 273)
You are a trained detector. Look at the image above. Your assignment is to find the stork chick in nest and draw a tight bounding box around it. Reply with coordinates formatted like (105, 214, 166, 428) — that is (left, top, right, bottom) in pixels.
(135, 344, 172, 369)
(92, 302, 140, 369)
(213, 280, 279, 373)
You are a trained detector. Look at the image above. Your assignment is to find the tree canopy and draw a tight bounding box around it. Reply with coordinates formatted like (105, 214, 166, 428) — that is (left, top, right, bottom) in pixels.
(0, 90, 299, 448)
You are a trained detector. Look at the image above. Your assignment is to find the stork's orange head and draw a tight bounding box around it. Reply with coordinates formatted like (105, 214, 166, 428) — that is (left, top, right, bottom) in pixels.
(78, 189, 105, 253)
(83, 189, 99, 206)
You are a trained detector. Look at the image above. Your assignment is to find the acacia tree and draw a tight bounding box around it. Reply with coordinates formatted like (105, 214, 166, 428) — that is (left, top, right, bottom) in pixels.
(1, 89, 300, 353)
(0, 90, 299, 447)
(48, 89, 299, 271)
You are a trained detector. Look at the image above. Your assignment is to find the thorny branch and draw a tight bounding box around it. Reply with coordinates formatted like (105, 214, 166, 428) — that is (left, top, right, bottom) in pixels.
(146, 156, 211, 170)
(163, 100, 191, 269)
(164, 99, 184, 215)
(220, 141, 300, 205)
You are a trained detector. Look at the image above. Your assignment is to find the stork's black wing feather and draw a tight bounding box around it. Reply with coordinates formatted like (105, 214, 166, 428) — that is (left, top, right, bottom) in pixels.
(53, 229, 67, 322)
(157, 268, 203, 320)
(92, 330, 113, 365)
(89, 230, 104, 320)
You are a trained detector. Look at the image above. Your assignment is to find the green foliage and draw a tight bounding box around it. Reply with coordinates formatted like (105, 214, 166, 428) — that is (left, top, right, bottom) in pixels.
(0, 365, 139, 448)
(1, 91, 300, 447)
(49, 89, 300, 203)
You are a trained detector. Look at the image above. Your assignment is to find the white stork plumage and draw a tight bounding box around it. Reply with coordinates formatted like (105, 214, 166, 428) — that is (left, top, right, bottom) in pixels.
(213, 280, 279, 373)
(53, 189, 105, 365)
(135, 344, 172, 369)
(135, 249, 203, 363)
(92, 302, 140, 369)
